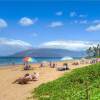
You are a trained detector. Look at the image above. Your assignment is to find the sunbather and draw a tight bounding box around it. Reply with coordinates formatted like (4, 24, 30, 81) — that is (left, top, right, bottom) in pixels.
(12, 77, 30, 84)
(72, 62, 79, 65)
(32, 72, 39, 81)
(57, 63, 69, 71)
(13, 72, 39, 84)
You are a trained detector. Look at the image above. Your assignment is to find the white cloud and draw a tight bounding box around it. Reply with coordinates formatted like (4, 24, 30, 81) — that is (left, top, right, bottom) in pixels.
(79, 20, 87, 24)
(70, 11, 87, 19)
(72, 20, 87, 24)
(86, 23, 100, 32)
(56, 11, 63, 16)
(0, 19, 7, 28)
(19, 17, 38, 26)
(39, 40, 98, 51)
(0, 38, 32, 48)
(70, 11, 76, 17)
(0, 38, 32, 56)
(48, 21, 63, 28)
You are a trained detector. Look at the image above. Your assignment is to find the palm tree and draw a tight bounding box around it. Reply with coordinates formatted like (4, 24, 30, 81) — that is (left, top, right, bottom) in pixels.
(97, 44, 100, 57)
(87, 44, 100, 58)
(86, 47, 93, 58)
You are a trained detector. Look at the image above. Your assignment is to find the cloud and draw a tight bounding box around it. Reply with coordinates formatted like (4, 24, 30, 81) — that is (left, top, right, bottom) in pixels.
(56, 11, 63, 16)
(70, 11, 87, 18)
(70, 11, 77, 17)
(19, 17, 38, 26)
(72, 20, 87, 24)
(0, 38, 32, 56)
(39, 40, 98, 51)
(86, 23, 100, 32)
(0, 19, 7, 28)
(79, 20, 87, 24)
(48, 21, 63, 28)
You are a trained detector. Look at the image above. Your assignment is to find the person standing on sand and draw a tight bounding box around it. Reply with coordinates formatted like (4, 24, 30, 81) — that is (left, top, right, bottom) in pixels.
(49, 62, 52, 67)
(49, 62, 57, 68)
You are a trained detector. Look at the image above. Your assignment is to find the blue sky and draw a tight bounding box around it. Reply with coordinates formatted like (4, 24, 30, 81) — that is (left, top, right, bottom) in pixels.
(0, 0, 100, 55)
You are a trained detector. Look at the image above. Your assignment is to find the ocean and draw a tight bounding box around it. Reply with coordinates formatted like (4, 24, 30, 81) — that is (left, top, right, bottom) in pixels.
(0, 57, 62, 66)
(0, 57, 81, 67)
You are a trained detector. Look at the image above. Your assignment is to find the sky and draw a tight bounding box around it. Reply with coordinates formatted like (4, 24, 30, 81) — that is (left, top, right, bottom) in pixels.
(0, 0, 100, 55)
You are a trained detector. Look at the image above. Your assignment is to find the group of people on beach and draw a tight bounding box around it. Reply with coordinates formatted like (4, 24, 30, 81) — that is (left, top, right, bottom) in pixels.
(13, 61, 70, 85)
(39, 62, 57, 68)
(13, 58, 100, 85)
(13, 72, 39, 84)
(40, 61, 69, 71)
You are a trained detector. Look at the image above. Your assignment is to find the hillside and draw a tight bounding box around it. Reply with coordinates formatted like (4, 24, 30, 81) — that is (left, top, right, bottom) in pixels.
(11, 48, 86, 57)
(32, 63, 100, 100)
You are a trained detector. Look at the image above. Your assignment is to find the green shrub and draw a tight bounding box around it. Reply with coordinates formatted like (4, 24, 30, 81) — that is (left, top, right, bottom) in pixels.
(32, 63, 100, 100)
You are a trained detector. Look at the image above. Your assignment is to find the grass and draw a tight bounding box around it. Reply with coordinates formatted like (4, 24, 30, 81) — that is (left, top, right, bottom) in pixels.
(32, 63, 100, 100)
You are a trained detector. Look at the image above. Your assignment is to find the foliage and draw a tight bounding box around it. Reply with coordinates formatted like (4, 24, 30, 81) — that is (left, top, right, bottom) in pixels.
(32, 63, 100, 100)
(87, 44, 100, 58)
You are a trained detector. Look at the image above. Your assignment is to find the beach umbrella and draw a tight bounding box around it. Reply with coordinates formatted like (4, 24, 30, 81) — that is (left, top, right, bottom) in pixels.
(61, 56, 73, 61)
(23, 57, 36, 62)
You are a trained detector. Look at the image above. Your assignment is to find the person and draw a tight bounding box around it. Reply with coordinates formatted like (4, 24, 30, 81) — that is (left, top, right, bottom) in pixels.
(40, 63, 44, 68)
(24, 73, 33, 81)
(32, 72, 39, 81)
(24, 72, 39, 81)
(50, 62, 56, 68)
(12, 76, 30, 84)
(12, 72, 39, 84)
(24, 64, 31, 70)
(49, 62, 52, 67)
(57, 63, 69, 71)
(72, 62, 79, 65)
(63, 63, 69, 70)
(52, 63, 56, 68)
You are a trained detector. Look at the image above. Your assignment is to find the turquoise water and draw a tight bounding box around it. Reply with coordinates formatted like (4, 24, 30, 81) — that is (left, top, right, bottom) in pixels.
(0, 57, 81, 66)
(0, 57, 62, 66)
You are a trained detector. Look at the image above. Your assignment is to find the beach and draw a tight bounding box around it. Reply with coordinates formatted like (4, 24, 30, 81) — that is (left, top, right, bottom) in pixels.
(0, 61, 90, 100)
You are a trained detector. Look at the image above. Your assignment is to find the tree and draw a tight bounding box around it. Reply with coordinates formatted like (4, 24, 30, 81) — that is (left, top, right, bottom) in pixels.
(87, 44, 100, 58)
(86, 47, 93, 58)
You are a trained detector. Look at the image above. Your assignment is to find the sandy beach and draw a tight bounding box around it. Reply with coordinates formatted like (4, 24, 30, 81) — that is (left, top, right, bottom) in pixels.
(0, 61, 90, 100)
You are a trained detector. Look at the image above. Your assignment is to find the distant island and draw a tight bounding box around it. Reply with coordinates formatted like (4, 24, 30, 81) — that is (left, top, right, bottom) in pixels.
(11, 48, 86, 58)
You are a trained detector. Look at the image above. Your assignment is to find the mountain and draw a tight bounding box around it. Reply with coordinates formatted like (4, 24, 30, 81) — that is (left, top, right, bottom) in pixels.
(11, 48, 86, 57)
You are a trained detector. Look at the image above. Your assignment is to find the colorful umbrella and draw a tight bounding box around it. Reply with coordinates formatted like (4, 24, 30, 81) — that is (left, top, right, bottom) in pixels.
(23, 57, 36, 62)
